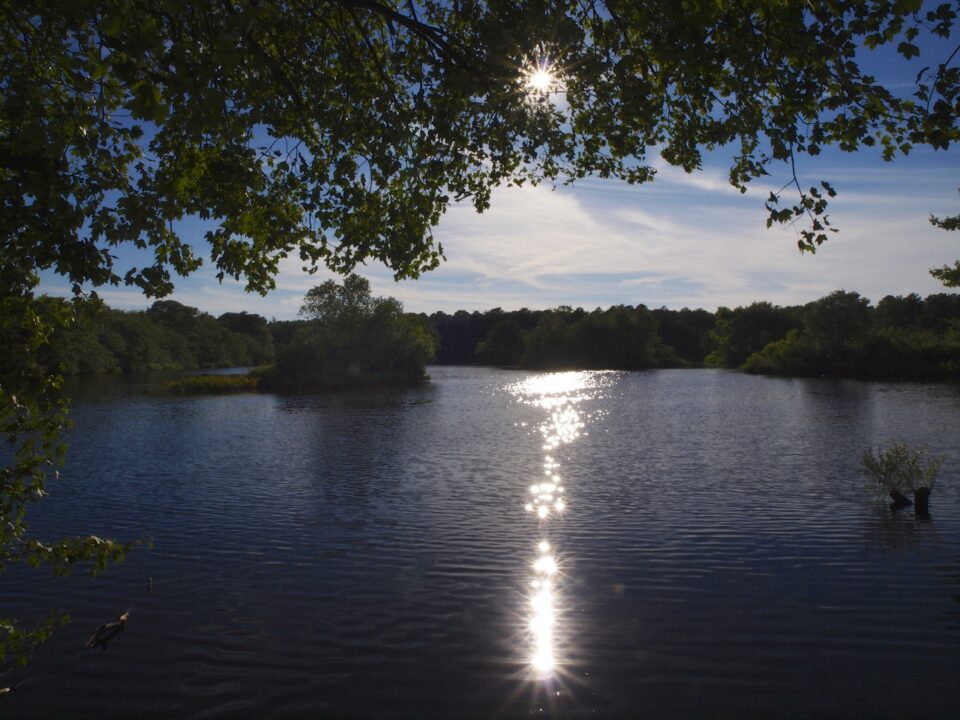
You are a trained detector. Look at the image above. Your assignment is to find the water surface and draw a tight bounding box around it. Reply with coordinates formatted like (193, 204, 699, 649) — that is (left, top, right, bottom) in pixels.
(3, 368, 959, 718)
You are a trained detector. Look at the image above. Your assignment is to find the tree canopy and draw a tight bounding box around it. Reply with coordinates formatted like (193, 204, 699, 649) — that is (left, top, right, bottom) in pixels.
(3, 0, 960, 300)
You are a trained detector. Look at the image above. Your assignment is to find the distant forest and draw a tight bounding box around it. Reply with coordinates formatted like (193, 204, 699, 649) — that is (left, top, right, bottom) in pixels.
(37, 290, 960, 382)
(429, 290, 960, 380)
(35, 296, 275, 375)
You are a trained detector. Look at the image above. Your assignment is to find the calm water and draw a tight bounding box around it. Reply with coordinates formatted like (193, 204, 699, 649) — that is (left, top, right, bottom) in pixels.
(3, 367, 959, 719)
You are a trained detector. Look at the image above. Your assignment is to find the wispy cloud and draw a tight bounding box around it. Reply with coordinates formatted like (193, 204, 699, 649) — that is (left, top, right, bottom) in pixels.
(38, 144, 959, 318)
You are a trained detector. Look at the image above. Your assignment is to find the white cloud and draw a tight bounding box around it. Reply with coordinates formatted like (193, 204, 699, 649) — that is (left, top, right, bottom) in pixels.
(263, 171, 960, 314)
(39, 148, 959, 318)
(653, 162, 747, 195)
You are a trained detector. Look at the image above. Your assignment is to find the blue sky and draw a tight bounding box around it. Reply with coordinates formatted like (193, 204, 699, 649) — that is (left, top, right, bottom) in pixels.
(43, 146, 958, 319)
(40, 21, 960, 320)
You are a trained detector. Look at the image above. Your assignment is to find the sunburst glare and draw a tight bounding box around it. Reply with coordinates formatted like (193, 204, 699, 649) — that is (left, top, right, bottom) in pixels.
(522, 57, 560, 97)
(527, 67, 554, 92)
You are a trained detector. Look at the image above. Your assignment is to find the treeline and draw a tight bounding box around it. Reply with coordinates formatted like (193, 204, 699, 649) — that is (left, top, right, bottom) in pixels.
(426, 291, 960, 380)
(39, 297, 274, 374)
(428, 305, 713, 369)
(41, 289, 960, 383)
(730, 291, 960, 380)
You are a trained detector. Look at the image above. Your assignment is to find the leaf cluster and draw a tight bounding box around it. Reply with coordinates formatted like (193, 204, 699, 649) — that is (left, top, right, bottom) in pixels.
(0, 613, 71, 668)
(1, 270, 139, 666)
(3, 1, 959, 299)
(930, 260, 960, 286)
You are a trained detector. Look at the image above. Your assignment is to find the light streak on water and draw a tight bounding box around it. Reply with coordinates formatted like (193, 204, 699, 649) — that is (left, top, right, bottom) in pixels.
(507, 371, 616, 681)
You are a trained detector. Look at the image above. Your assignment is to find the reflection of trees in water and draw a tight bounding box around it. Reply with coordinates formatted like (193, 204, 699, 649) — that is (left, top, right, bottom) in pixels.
(274, 389, 437, 528)
(861, 502, 941, 557)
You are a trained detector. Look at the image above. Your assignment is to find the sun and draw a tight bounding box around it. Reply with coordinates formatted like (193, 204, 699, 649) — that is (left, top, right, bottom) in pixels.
(523, 58, 558, 95)
(527, 67, 554, 93)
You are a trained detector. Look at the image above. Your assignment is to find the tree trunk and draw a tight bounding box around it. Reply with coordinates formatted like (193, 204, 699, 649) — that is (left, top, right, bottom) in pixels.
(914, 487, 931, 516)
(888, 490, 912, 509)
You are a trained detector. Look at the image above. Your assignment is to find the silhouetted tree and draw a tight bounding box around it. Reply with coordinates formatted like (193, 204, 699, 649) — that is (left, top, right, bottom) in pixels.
(707, 302, 803, 367)
(476, 320, 526, 366)
(261, 275, 436, 391)
(920, 293, 960, 332)
(875, 293, 924, 329)
(803, 290, 872, 366)
(652, 307, 715, 364)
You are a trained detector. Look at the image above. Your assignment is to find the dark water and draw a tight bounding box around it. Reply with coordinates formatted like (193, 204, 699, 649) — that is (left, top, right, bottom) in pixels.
(3, 367, 959, 719)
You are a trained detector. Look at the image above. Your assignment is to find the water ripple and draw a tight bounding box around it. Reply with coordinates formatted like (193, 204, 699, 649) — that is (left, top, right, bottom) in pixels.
(3, 368, 958, 719)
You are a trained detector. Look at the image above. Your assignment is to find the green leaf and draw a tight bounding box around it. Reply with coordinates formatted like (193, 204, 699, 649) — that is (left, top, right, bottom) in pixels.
(897, 41, 920, 59)
(99, 13, 124, 38)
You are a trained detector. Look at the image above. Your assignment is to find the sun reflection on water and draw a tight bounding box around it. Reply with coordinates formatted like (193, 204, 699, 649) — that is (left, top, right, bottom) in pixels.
(508, 371, 615, 682)
(530, 544, 556, 673)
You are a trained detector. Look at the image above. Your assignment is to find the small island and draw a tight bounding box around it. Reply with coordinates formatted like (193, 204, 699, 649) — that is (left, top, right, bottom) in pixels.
(257, 275, 437, 392)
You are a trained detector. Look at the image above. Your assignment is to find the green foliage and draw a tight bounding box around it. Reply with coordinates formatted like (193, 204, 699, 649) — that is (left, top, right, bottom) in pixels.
(37, 298, 274, 374)
(920, 293, 960, 331)
(434, 305, 705, 368)
(929, 189, 960, 283)
(0, 614, 71, 668)
(706, 303, 803, 367)
(652, 307, 716, 365)
(435, 293, 960, 378)
(3, 1, 958, 301)
(217, 312, 274, 365)
(855, 326, 956, 379)
(475, 320, 526, 366)
(266, 319, 308, 354)
(1, 289, 264, 665)
(147, 300, 273, 368)
(165, 374, 259, 394)
(875, 293, 924, 328)
(861, 442, 945, 495)
(431, 310, 503, 364)
(931, 194, 960, 233)
(519, 305, 675, 370)
(741, 329, 811, 375)
(930, 261, 960, 287)
(298, 275, 377, 324)
(519, 310, 580, 369)
(803, 290, 872, 363)
(739, 290, 960, 379)
(259, 275, 436, 391)
(1, 272, 137, 666)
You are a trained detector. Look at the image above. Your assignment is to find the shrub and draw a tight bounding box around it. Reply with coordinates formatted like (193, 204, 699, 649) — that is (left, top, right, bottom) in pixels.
(860, 442, 944, 496)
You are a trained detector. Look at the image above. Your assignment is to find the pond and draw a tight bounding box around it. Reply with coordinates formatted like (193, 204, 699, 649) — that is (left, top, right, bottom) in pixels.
(3, 367, 959, 718)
